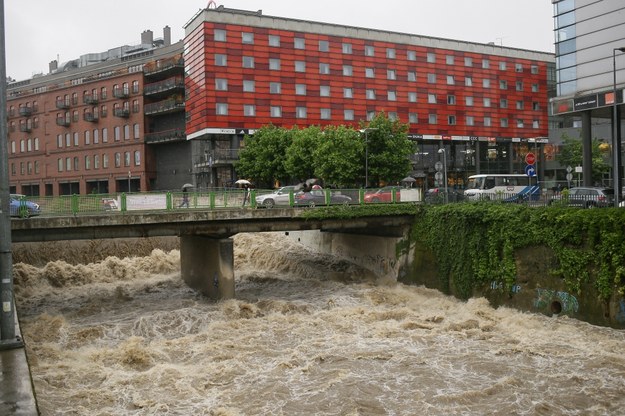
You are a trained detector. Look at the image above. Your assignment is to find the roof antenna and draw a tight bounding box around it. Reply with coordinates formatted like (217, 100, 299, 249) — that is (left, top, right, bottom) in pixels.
(207, 1, 217, 9)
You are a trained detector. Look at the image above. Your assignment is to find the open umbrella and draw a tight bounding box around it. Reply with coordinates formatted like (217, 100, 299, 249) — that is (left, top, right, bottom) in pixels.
(401, 176, 416, 183)
(235, 179, 251, 186)
(181, 183, 194, 190)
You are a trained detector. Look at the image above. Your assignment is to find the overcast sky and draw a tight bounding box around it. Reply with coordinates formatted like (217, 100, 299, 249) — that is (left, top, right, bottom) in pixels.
(5, 0, 555, 81)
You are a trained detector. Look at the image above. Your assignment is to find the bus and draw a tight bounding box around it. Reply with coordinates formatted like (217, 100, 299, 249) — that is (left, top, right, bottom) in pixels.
(464, 174, 541, 201)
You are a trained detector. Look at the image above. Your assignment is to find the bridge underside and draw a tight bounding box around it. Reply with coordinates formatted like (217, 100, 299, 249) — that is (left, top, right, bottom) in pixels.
(180, 235, 235, 299)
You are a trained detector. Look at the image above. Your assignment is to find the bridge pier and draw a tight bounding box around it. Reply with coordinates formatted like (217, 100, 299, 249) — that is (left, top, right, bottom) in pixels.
(180, 235, 235, 300)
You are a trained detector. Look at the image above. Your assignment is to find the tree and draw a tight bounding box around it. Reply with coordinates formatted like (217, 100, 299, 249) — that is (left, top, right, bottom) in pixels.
(556, 133, 610, 185)
(284, 126, 321, 182)
(313, 125, 364, 187)
(236, 125, 292, 187)
(360, 113, 414, 187)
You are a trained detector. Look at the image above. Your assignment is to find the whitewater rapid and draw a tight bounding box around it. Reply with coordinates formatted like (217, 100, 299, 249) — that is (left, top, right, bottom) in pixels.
(12, 232, 625, 415)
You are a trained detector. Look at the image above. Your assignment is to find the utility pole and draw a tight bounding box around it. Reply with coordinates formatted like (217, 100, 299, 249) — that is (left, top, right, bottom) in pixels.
(0, 0, 22, 348)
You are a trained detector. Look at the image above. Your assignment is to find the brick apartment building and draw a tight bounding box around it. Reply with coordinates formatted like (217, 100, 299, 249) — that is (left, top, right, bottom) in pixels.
(184, 5, 555, 191)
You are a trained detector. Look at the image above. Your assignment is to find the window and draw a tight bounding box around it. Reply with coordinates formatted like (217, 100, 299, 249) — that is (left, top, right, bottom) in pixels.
(531, 65, 539, 74)
(215, 78, 228, 91)
(407, 50, 417, 61)
(319, 63, 330, 74)
(124, 124, 130, 140)
(517, 119, 524, 128)
(73, 132, 79, 146)
(133, 124, 140, 139)
(464, 57, 473, 67)
(102, 127, 108, 142)
(94, 155, 100, 169)
(214, 29, 226, 41)
(447, 95, 456, 105)
(516, 81, 524, 91)
(532, 84, 539, 92)
(427, 73, 436, 84)
(295, 61, 306, 72)
(242, 56, 254, 68)
(319, 40, 329, 52)
(499, 61, 507, 70)
(387, 91, 397, 101)
(500, 99, 508, 108)
(343, 65, 353, 76)
(482, 59, 490, 69)
(342, 43, 352, 54)
(365, 68, 375, 78)
(407, 71, 416, 82)
(388, 112, 398, 121)
(366, 89, 376, 100)
(270, 82, 281, 94)
(57, 159, 63, 172)
(533, 102, 540, 111)
(320, 85, 330, 97)
(483, 79, 490, 88)
(483, 97, 491, 107)
(320, 108, 331, 119)
(408, 92, 417, 102)
(270, 106, 282, 117)
(269, 58, 281, 70)
(215, 54, 227, 66)
(296, 107, 307, 118)
(93, 129, 99, 144)
(533, 120, 540, 128)
(386, 48, 396, 59)
(242, 32, 254, 44)
(447, 75, 455, 85)
(500, 80, 507, 89)
(216, 103, 228, 115)
(124, 151, 131, 167)
(134, 151, 141, 166)
(500, 118, 508, 127)
(344, 109, 354, 120)
(243, 80, 255, 92)
(343, 88, 353, 98)
(294, 37, 305, 49)
(466, 116, 475, 126)
(387, 69, 396, 80)
(446, 55, 454, 65)
(365, 45, 375, 56)
(409, 113, 418, 123)
(367, 111, 375, 121)
(115, 153, 121, 168)
(515, 63, 523, 72)
(268, 35, 280, 47)
(448, 115, 456, 125)
(428, 114, 437, 124)
(84, 130, 91, 145)
(465, 77, 473, 86)
(244, 105, 256, 116)
(103, 154, 109, 168)
(428, 94, 437, 104)
(466, 96, 474, 106)
(484, 116, 492, 127)
(427, 52, 435, 63)
(516, 101, 524, 110)
(295, 84, 306, 95)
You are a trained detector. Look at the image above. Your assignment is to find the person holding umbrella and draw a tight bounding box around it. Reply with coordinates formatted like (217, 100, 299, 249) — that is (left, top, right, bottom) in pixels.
(179, 183, 192, 208)
(235, 179, 252, 206)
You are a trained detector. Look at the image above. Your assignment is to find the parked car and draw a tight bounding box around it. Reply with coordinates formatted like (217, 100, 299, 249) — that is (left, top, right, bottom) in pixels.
(9, 194, 41, 217)
(549, 186, 614, 208)
(364, 186, 401, 203)
(294, 186, 352, 207)
(255, 186, 297, 208)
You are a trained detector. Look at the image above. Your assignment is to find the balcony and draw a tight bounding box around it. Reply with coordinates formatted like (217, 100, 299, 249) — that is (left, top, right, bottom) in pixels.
(113, 108, 130, 118)
(113, 89, 130, 99)
(18, 107, 32, 116)
(19, 124, 32, 133)
(56, 118, 70, 127)
(143, 77, 184, 97)
(56, 100, 70, 109)
(144, 128, 186, 144)
(143, 57, 184, 78)
(83, 112, 99, 122)
(144, 98, 184, 116)
(84, 95, 99, 105)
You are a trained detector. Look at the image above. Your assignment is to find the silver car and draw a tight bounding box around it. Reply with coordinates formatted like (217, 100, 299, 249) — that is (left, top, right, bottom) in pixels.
(550, 186, 614, 208)
(255, 186, 297, 208)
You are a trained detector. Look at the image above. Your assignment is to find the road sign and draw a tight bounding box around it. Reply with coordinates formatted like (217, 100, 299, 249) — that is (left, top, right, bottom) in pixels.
(434, 161, 443, 172)
(525, 152, 536, 165)
(525, 164, 536, 177)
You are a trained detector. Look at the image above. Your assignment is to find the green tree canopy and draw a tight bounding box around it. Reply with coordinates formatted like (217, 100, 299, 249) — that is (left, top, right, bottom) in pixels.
(284, 126, 321, 183)
(556, 133, 610, 184)
(236, 125, 292, 187)
(313, 125, 364, 187)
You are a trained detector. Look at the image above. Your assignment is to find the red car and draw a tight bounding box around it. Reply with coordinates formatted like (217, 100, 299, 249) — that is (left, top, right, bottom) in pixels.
(363, 186, 401, 203)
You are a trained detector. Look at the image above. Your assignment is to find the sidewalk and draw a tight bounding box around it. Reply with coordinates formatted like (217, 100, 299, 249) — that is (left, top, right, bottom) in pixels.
(0, 315, 39, 415)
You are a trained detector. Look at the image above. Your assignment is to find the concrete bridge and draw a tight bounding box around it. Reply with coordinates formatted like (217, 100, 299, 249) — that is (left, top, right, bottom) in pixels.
(11, 208, 415, 299)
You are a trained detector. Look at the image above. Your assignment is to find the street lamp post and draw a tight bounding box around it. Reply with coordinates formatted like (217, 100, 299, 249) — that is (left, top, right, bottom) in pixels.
(613, 47, 625, 207)
(359, 128, 378, 188)
(438, 148, 448, 203)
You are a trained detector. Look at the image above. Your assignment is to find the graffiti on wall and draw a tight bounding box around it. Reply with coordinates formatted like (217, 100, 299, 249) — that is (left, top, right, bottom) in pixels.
(533, 288, 579, 315)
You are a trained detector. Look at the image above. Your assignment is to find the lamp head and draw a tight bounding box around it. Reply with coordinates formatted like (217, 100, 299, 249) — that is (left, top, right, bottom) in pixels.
(438, 148, 445, 154)
(616, 47, 625, 53)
